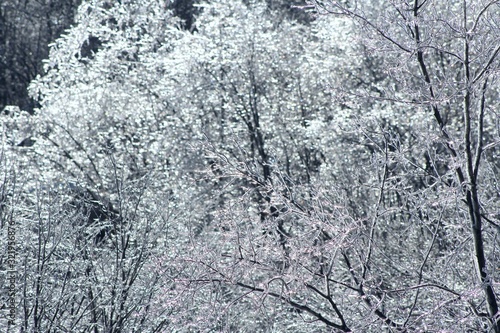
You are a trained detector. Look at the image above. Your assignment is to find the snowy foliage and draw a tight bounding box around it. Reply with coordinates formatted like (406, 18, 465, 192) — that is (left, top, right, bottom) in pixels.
(1, 0, 500, 332)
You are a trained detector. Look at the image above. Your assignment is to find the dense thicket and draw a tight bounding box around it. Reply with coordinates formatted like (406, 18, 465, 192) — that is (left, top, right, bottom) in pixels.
(1, 0, 500, 332)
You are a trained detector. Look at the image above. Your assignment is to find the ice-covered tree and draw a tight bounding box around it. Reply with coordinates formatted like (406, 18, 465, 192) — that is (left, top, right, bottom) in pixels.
(4, 0, 500, 332)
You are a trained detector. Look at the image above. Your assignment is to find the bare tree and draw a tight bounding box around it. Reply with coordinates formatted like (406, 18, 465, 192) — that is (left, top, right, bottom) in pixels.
(304, 0, 500, 330)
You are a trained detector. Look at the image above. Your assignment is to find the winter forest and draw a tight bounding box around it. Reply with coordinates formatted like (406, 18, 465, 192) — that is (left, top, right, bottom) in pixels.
(1, 0, 500, 332)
